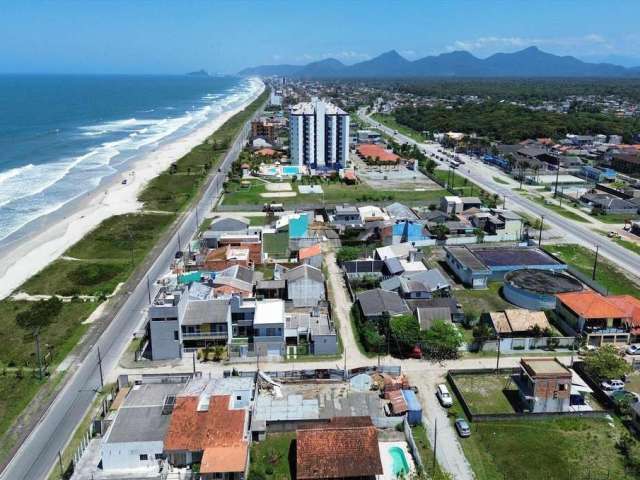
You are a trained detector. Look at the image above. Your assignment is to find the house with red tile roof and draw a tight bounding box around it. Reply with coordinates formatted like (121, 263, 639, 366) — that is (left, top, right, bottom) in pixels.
(298, 243, 322, 268)
(356, 144, 400, 163)
(296, 417, 383, 480)
(164, 395, 249, 479)
(555, 291, 633, 345)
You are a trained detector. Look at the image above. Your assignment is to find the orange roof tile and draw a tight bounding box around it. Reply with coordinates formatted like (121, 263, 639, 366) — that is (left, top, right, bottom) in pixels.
(556, 291, 627, 319)
(164, 395, 247, 473)
(256, 148, 277, 156)
(299, 243, 321, 260)
(356, 144, 399, 162)
(201, 445, 248, 474)
(607, 295, 640, 327)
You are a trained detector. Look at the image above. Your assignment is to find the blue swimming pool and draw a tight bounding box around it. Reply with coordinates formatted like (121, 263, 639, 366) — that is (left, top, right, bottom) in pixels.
(282, 165, 300, 175)
(389, 446, 409, 476)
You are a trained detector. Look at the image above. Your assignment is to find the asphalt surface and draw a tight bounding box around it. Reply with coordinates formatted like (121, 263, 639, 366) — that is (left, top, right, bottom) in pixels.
(0, 90, 265, 480)
(360, 110, 640, 276)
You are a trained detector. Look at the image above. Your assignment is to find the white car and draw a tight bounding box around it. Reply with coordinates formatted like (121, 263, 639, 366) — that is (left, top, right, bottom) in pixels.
(436, 384, 453, 407)
(601, 379, 625, 391)
(626, 344, 640, 355)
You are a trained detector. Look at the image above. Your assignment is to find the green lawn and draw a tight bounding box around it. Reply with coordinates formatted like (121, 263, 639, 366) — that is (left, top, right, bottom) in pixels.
(221, 179, 447, 207)
(140, 89, 269, 212)
(371, 113, 426, 143)
(430, 169, 484, 197)
(0, 376, 43, 444)
(593, 213, 640, 225)
(411, 424, 450, 480)
(546, 244, 640, 297)
(249, 215, 270, 226)
(453, 415, 635, 480)
(21, 213, 175, 296)
(263, 232, 289, 258)
(247, 432, 295, 480)
(529, 195, 591, 223)
(451, 374, 517, 414)
(492, 176, 511, 185)
(455, 283, 513, 318)
(515, 210, 550, 231)
(597, 231, 640, 255)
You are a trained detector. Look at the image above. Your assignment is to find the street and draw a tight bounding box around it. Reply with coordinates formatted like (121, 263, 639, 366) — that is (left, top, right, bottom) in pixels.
(359, 109, 640, 279)
(0, 93, 265, 480)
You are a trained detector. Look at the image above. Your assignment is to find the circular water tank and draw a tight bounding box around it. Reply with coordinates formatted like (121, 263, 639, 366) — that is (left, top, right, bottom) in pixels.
(503, 269, 583, 310)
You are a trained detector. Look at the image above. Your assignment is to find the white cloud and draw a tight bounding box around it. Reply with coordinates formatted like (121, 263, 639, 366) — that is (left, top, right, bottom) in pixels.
(445, 34, 615, 55)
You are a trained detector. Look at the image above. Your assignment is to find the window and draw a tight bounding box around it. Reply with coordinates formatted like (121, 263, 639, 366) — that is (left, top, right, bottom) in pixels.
(139, 454, 149, 461)
(237, 395, 242, 401)
(173, 331, 179, 340)
(155, 453, 165, 460)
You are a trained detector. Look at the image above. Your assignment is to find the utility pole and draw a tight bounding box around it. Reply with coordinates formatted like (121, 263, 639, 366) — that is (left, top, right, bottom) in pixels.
(496, 333, 501, 373)
(58, 450, 64, 479)
(538, 215, 544, 247)
(97, 346, 104, 388)
(432, 419, 438, 472)
(195, 207, 200, 229)
(592, 245, 600, 281)
(343, 346, 347, 380)
(554, 162, 561, 198)
(35, 332, 43, 380)
(192, 352, 196, 376)
(177, 231, 182, 252)
(146, 275, 152, 304)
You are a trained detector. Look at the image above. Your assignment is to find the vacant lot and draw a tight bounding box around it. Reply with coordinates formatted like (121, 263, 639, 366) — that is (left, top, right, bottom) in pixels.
(263, 232, 289, 258)
(454, 415, 635, 480)
(546, 244, 640, 297)
(248, 432, 295, 479)
(455, 283, 513, 318)
(452, 373, 518, 414)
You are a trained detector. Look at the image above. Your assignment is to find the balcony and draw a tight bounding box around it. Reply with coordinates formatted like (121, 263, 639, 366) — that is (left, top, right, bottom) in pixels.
(182, 331, 228, 340)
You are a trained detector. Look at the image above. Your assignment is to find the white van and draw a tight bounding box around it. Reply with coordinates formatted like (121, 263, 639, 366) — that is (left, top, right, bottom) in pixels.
(436, 384, 453, 407)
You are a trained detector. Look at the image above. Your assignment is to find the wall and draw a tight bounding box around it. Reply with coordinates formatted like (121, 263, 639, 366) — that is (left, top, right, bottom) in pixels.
(101, 440, 164, 472)
(503, 282, 558, 310)
(288, 278, 325, 307)
(312, 334, 338, 355)
(477, 336, 576, 353)
(149, 318, 182, 360)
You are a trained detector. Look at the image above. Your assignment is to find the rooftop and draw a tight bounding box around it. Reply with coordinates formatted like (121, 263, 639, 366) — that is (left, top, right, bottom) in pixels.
(445, 246, 490, 273)
(254, 299, 285, 325)
(505, 269, 583, 294)
(471, 246, 560, 268)
(521, 357, 571, 378)
(490, 309, 551, 335)
(556, 291, 627, 319)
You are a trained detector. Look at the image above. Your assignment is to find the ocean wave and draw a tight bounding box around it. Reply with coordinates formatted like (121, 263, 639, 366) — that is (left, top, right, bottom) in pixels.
(79, 117, 158, 136)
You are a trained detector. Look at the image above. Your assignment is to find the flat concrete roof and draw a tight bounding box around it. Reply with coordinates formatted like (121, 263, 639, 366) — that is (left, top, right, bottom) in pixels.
(472, 247, 560, 268)
(446, 246, 490, 272)
(254, 299, 285, 326)
(522, 358, 571, 378)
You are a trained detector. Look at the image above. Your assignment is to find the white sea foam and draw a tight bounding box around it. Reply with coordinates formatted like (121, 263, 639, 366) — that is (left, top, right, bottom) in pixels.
(0, 77, 262, 241)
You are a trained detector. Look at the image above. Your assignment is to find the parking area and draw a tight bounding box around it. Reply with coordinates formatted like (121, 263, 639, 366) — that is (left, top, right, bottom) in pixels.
(350, 153, 441, 190)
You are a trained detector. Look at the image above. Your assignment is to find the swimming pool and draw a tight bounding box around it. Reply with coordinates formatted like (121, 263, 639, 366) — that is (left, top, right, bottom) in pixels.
(389, 446, 410, 476)
(282, 165, 301, 175)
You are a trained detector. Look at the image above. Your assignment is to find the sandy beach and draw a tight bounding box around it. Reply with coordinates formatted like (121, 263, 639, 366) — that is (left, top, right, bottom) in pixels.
(0, 81, 264, 300)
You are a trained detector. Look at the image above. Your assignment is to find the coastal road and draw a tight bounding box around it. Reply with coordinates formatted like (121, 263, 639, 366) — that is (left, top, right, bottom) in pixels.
(359, 109, 640, 277)
(0, 88, 265, 480)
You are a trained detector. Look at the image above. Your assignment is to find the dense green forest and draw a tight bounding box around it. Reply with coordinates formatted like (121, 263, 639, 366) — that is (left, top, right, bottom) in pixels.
(393, 102, 640, 144)
(371, 78, 640, 103)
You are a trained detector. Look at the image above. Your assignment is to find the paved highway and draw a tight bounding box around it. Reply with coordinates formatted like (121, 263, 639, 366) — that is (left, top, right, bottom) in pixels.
(360, 109, 640, 276)
(0, 89, 265, 480)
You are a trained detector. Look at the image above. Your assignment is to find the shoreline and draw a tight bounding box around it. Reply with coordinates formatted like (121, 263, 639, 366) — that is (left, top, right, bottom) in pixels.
(0, 80, 265, 299)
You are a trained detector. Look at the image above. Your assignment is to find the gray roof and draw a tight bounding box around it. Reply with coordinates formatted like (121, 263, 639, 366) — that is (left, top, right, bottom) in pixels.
(420, 210, 449, 222)
(417, 307, 452, 330)
(357, 289, 410, 318)
(256, 279, 286, 290)
(282, 264, 324, 283)
(406, 297, 462, 315)
(218, 265, 256, 284)
(183, 299, 229, 326)
(409, 269, 450, 291)
(209, 216, 250, 232)
(385, 202, 418, 221)
(384, 257, 404, 275)
(445, 246, 491, 273)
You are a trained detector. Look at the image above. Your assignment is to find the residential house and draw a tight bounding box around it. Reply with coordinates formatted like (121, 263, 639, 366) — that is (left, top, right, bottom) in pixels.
(440, 196, 464, 215)
(513, 358, 572, 413)
(385, 202, 418, 221)
(444, 246, 491, 289)
(164, 394, 249, 479)
(405, 297, 465, 323)
(417, 307, 453, 330)
(296, 417, 383, 480)
(555, 291, 631, 345)
(180, 299, 231, 350)
(285, 308, 338, 356)
(580, 191, 637, 215)
(487, 309, 551, 337)
(281, 264, 325, 308)
(298, 243, 323, 269)
(210, 265, 257, 298)
(252, 299, 285, 357)
(330, 204, 363, 228)
(380, 269, 451, 297)
(148, 287, 188, 360)
(356, 288, 410, 322)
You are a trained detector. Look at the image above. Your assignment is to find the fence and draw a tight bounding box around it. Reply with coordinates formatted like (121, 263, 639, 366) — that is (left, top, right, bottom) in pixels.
(447, 368, 608, 423)
(223, 365, 401, 381)
(403, 417, 424, 470)
(474, 335, 577, 353)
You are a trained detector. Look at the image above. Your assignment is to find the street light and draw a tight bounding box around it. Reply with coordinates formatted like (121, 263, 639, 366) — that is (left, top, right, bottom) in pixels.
(538, 215, 545, 247)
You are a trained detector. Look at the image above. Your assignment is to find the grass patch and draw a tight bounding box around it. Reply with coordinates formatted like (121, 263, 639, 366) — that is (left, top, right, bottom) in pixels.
(492, 176, 511, 185)
(597, 231, 640, 255)
(515, 210, 550, 231)
(21, 213, 175, 296)
(140, 89, 269, 212)
(371, 113, 426, 143)
(0, 376, 43, 442)
(455, 416, 634, 480)
(249, 215, 269, 226)
(529, 195, 590, 223)
(248, 432, 295, 479)
(455, 283, 513, 317)
(546, 244, 640, 296)
(263, 232, 289, 258)
(430, 169, 484, 197)
(593, 213, 640, 224)
(452, 374, 517, 414)
(411, 424, 450, 480)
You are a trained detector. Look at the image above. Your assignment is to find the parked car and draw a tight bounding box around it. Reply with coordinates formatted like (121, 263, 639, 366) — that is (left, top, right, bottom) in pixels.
(455, 418, 471, 437)
(578, 344, 598, 355)
(436, 384, 453, 407)
(626, 344, 640, 355)
(601, 379, 625, 392)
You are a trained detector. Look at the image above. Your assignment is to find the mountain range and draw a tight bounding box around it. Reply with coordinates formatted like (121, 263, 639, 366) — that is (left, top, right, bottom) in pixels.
(239, 47, 640, 78)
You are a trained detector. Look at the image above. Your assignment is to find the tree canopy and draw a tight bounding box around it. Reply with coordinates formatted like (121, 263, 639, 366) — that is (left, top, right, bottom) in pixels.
(15, 297, 63, 333)
(583, 345, 632, 381)
(423, 319, 464, 355)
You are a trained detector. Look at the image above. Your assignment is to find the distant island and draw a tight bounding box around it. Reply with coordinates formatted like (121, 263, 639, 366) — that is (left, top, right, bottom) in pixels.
(239, 46, 640, 78)
(186, 69, 210, 77)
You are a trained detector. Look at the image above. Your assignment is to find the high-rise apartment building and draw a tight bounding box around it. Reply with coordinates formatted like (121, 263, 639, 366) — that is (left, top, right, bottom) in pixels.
(289, 98, 350, 169)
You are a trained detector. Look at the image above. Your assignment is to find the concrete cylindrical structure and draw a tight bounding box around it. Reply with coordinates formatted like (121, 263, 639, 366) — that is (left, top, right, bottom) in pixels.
(503, 269, 583, 310)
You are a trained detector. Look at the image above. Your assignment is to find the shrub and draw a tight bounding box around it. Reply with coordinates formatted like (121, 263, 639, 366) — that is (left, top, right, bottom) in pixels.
(67, 263, 122, 287)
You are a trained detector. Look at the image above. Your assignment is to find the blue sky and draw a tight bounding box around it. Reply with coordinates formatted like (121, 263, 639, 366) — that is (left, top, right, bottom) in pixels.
(2, 0, 640, 74)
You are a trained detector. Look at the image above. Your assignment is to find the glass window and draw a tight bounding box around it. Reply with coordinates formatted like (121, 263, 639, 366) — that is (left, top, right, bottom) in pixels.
(139, 454, 148, 461)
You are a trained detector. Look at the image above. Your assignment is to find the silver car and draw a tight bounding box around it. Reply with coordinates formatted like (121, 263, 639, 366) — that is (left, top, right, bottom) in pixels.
(455, 418, 471, 437)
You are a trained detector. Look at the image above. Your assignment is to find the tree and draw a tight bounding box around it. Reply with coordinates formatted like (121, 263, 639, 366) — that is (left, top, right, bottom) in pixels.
(473, 228, 485, 244)
(16, 297, 63, 333)
(430, 224, 449, 241)
(423, 320, 464, 357)
(583, 345, 632, 381)
(336, 246, 361, 264)
(389, 314, 422, 356)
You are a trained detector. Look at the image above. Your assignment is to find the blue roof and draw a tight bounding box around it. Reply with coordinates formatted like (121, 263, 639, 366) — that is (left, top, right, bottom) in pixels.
(289, 213, 309, 239)
(401, 389, 421, 411)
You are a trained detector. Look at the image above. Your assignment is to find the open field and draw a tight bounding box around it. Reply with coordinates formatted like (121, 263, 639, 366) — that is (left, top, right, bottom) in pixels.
(140, 89, 269, 212)
(452, 373, 517, 414)
(515, 210, 550, 231)
(528, 194, 590, 223)
(455, 283, 513, 318)
(20, 213, 175, 296)
(263, 232, 290, 258)
(546, 244, 640, 297)
(430, 169, 485, 197)
(371, 113, 426, 143)
(594, 213, 640, 224)
(221, 179, 447, 206)
(248, 432, 295, 479)
(450, 412, 635, 480)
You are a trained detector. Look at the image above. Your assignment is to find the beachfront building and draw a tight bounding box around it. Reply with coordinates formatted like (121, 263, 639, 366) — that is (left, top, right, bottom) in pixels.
(289, 98, 349, 170)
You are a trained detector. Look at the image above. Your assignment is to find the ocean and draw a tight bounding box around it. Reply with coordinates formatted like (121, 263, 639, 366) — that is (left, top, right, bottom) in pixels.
(0, 74, 261, 243)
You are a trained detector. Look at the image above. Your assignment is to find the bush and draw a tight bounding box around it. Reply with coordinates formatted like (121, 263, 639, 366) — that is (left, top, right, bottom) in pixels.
(67, 263, 122, 287)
